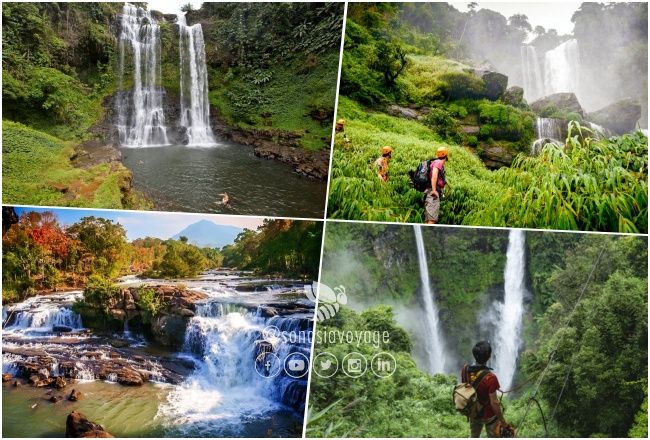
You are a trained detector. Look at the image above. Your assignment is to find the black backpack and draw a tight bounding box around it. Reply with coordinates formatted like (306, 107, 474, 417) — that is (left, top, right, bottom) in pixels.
(410, 159, 445, 192)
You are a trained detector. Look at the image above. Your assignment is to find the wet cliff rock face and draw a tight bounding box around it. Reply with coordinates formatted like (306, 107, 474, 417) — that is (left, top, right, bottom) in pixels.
(588, 99, 642, 135)
(530, 92, 585, 117)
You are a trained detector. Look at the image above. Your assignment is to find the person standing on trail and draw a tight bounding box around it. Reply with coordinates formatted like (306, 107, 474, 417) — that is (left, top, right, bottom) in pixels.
(423, 146, 448, 224)
(334, 118, 351, 148)
(461, 341, 508, 438)
(374, 146, 392, 183)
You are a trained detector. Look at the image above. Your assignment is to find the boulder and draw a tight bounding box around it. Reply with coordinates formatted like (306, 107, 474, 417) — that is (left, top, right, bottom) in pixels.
(587, 99, 642, 135)
(66, 411, 113, 438)
(68, 389, 82, 402)
(116, 368, 144, 386)
(2, 373, 12, 382)
(52, 376, 67, 389)
(49, 395, 63, 403)
(386, 105, 419, 119)
(151, 314, 188, 348)
(502, 86, 526, 108)
(531, 93, 584, 117)
(473, 69, 508, 100)
(460, 125, 480, 135)
(481, 145, 515, 169)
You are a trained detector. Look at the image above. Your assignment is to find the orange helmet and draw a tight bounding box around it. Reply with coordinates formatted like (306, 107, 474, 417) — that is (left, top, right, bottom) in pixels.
(382, 146, 393, 155)
(436, 146, 449, 159)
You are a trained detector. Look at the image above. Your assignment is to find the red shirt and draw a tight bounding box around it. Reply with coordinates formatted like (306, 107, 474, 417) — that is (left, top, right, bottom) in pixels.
(461, 367, 500, 419)
(430, 160, 446, 189)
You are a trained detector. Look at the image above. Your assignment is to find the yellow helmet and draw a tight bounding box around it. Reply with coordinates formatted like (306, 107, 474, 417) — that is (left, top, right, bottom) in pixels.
(436, 146, 449, 159)
(382, 146, 393, 155)
(336, 119, 346, 125)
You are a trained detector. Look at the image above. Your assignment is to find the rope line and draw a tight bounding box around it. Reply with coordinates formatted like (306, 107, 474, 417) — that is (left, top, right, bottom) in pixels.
(516, 245, 606, 436)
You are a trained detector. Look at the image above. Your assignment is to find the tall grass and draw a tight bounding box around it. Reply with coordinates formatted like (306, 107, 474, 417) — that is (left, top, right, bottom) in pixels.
(328, 98, 648, 232)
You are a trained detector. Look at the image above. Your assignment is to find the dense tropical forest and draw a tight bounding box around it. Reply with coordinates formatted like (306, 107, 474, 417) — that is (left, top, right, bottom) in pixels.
(308, 223, 648, 438)
(2, 2, 342, 208)
(329, 3, 648, 232)
(2, 208, 322, 304)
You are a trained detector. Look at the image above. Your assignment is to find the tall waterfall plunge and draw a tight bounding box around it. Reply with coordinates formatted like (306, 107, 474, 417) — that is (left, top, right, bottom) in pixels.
(493, 229, 527, 390)
(177, 12, 216, 146)
(521, 45, 544, 102)
(520, 39, 581, 103)
(413, 225, 447, 374)
(118, 3, 170, 147)
(544, 39, 580, 96)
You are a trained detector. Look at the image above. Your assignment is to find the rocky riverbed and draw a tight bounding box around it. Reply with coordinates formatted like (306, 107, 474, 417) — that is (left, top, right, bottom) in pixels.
(2, 270, 314, 437)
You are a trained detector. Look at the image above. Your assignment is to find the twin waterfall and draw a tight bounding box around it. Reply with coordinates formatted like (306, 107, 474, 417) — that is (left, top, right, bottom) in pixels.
(493, 229, 527, 390)
(118, 4, 169, 147)
(521, 39, 581, 103)
(118, 4, 215, 147)
(413, 226, 447, 374)
(410, 226, 526, 388)
(177, 12, 216, 146)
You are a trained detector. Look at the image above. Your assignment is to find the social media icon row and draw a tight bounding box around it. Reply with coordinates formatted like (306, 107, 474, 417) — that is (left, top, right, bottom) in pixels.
(255, 351, 309, 379)
(312, 352, 396, 378)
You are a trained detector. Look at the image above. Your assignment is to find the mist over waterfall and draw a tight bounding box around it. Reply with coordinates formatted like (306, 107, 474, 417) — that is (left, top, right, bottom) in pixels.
(177, 13, 216, 146)
(493, 229, 527, 390)
(413, 226, 447, 374)
(117, 3, 170, 147)
(544, 39, 581, 96)
(521, 45, 544, 102)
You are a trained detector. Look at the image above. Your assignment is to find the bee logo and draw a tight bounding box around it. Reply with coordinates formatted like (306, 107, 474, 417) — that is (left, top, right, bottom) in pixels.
(304, 283, 348, 321)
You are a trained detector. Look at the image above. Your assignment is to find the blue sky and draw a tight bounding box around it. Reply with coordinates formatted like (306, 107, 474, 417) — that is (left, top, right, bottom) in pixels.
(13, 207, 265, 241)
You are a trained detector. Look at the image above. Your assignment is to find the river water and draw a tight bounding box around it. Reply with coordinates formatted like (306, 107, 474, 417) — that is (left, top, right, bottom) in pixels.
(121, 144, 326, 218)
(2, 272, 314, 437)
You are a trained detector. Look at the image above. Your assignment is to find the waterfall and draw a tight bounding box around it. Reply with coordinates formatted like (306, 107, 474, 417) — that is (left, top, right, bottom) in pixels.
(413, 225, 446, 374)
(3, 293, 84, 333)
(177, 13, 216, 146)
(531, 117, 563, 154)
(521, 45, 545, 102)
(544, 39, 580, 96)
(493, 229, 527, 390)
(158, 300, 308, 434)
(117, 3, 170, 147)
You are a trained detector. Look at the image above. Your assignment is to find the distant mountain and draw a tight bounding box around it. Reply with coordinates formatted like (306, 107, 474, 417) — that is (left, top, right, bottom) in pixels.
(171, 220, 243, 248)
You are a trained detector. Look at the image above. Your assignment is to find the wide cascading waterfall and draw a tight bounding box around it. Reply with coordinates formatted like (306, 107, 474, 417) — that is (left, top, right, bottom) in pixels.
(3, 292, 84, 334)
(544, 39, 580, 96)
(177, 13, 216, 146)
(493, 229, 527, 390)
(531, 117, 563, 154)
(413, 225, 447, 374)
(521, 45, 545, 102)
(158, 300, 308, 435)
(117, 3, 170, 147)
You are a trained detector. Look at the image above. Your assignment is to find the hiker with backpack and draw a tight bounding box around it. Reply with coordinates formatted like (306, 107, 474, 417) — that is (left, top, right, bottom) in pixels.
(410, 146, 448, 223)
(453, 341, 511, 438)
(374, 146, 393, 182)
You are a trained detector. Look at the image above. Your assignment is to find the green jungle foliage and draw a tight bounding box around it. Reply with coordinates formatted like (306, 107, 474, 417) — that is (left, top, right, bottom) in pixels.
(332, 4, 648, 233)
(2, 210, 320, 303)
(310, 223, 648, 438)
(329, 98, 648, 232)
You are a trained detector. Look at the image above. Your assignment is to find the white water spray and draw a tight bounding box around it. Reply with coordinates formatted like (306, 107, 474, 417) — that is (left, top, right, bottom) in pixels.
(117, 3, 170, 147)
(413, 225, 446, 374)
(531, 117, 563, 154)
(493, 229, 527, 390)
(177, 13, 216, 146)
(521, 45, 545, 102)
(544, 39, 580, 96)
